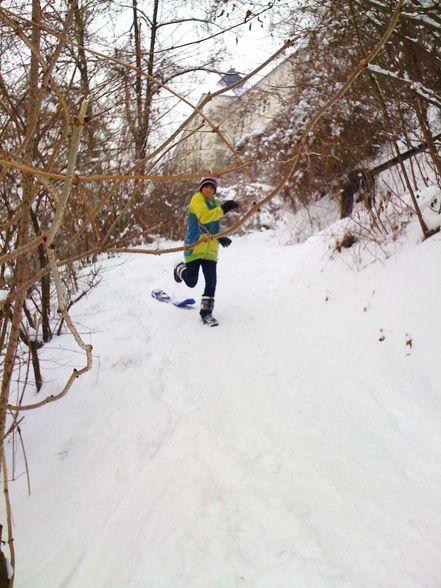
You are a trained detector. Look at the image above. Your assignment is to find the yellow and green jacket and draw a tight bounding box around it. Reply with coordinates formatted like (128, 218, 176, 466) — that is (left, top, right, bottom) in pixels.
(184, 192, 224, 262)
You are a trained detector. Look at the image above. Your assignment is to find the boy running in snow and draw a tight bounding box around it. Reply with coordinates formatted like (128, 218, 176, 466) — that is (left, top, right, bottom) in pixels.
(174, 177, 239, 326)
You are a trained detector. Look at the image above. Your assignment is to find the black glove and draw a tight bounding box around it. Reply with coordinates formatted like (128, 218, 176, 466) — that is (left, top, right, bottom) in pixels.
(218, 237, 232, 248)
(221, 200, 239, 214)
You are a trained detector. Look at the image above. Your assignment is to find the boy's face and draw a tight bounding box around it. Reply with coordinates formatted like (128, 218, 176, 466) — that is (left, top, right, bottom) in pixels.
(201, 185, 216, 200)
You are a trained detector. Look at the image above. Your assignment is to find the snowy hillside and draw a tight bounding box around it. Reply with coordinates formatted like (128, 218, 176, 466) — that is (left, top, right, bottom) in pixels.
(6, 206, 441, 587)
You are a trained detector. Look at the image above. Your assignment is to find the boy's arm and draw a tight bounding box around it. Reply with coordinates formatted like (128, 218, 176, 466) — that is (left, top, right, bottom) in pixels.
(190, 193, 224, 225)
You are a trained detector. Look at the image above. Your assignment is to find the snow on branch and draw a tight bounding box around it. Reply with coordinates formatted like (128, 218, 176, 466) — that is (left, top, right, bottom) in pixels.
(401, 10, 441, 31)
(368, 64, 441, 108)
(361, 0, 441, 31)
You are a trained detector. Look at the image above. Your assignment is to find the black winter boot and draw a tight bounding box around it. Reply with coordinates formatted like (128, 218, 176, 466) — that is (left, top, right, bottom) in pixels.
(200, 296, 219, 327)
(174, 262, 186, 283)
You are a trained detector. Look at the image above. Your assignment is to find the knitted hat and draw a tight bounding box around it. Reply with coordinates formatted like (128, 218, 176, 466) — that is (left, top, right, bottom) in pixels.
(199, 177, 218, 193)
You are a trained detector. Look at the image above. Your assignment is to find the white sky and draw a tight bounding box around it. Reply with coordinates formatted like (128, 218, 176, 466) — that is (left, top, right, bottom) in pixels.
(222, 20, 283, 71)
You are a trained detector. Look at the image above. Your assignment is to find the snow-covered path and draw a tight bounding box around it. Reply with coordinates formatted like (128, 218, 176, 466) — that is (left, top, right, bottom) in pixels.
(9, 228, 441, 587)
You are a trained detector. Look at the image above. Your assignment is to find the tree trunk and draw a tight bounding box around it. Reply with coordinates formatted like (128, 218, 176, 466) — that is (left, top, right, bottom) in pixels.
(132, 0, 144, 158)
(369, 132, 441, 176)
(414, 99, 441, 184)
(30, 208, 51, 343)
(72, 0, 96, 160)
(139, 0, 160, 161)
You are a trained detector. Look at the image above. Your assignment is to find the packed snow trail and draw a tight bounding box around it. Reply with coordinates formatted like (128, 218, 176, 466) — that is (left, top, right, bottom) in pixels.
(9, 228, 441, 587)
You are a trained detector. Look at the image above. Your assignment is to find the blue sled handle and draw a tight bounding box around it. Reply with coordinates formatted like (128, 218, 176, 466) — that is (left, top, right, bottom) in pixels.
(173, 298, 196, 308)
